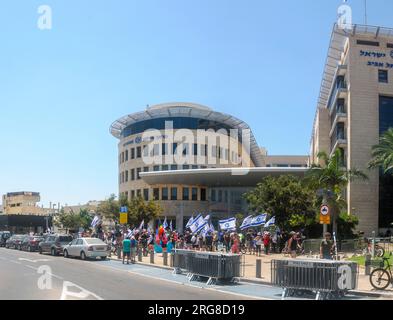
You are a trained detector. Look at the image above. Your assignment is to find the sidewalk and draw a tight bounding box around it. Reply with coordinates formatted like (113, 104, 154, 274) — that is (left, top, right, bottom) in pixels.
(108, 250, 393, 297)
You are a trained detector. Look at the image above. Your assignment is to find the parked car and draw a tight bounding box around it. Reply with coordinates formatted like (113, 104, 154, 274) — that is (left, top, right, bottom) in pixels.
(63, 238, 110, 260)
(0, 231, 11, 247)
(38, 234, 74, 256)
(20, 235, 46, 252)
(5, 234, 25, 249)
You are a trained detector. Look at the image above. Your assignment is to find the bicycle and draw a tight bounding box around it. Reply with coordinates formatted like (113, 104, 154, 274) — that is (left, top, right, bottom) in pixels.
(369, 252, 393, 290)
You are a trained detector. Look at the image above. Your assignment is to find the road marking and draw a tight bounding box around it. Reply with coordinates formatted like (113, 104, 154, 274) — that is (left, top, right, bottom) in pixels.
(18, 258, 52, 263)
(60, 281, 104, 300)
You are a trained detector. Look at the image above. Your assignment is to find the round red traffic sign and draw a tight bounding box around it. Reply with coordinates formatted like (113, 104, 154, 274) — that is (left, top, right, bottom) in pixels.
(320, 205, 329, 216)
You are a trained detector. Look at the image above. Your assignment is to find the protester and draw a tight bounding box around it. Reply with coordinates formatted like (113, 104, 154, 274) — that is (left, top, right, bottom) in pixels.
(122, 236, 131, 265)
(263, 232, 271, 255)
(288, 231, 300, 258)
(130, 236, 137, 263)
(320, 232, 335, 260)
(255, 233, 263, 257)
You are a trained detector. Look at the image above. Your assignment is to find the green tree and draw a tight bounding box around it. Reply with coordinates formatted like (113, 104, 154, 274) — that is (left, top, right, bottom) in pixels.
(54, 209, 86, 233)
(306, 149, 367, 234)
(369, 128, 393, 173)
(128, 196, 162, 227)
(244, 175, 316, 231)
(97, 194, 119, 222)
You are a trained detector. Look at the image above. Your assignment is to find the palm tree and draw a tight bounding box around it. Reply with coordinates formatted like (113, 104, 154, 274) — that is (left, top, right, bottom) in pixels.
(369, 128, 393, 173)
(306, 149, 368, 234)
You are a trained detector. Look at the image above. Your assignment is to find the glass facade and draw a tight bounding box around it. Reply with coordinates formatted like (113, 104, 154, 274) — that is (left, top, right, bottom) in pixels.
(379, 96, 393, 227)
(121, 117, 236, 138)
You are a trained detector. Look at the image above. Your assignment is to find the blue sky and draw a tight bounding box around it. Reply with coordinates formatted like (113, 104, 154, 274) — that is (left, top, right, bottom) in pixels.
(0, 0, 391, 206)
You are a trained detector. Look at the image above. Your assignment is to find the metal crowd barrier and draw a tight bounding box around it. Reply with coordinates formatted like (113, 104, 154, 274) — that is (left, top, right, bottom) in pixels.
(172, 249, 243, 285)
(271, 259, 358, 300)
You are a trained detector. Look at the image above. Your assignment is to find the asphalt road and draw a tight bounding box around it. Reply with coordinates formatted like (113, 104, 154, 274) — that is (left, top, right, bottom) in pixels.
(0, 247, 249, 300)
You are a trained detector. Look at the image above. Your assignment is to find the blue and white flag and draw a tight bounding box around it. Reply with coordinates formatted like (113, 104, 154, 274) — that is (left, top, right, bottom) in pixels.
(204, 215, 210, 221)
(91, 215, 101, 228)
(163, 217, 168, 229)
(126, 229, 133, 238)
(189, 214, 207, 233)
(240, 215, 254, 230)
(186, 215, 194, 228)
(209, 223, 215, 233)
(219, 217, 236, 231)
(139, 220, 144, 231)
(264, 216, 276, 228)
(251, 214, 267, 227)
(200, 223, 210, 236)
(169, 220, 173, 231)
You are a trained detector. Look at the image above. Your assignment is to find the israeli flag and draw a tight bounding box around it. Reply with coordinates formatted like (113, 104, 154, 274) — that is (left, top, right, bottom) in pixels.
(186, 215, 194, 228)
(204, 215, 210, 221)
(251, 214, 267, 227)
(264, 216, 276, 228)
(139, 220, 144, 231)
(240, 215, 254, 230)
(163, 217, 168, 229)
(209, 223, 215, 233)
(200, 223, 210, 236)
(219, 217, 236, 231)
(189, 214, 207, 233)
(91, 215, 101, 227)
(126, 229, 132, 238)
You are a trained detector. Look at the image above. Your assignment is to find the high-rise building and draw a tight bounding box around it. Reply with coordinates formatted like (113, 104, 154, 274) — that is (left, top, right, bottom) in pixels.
(310, 24, 393, 235)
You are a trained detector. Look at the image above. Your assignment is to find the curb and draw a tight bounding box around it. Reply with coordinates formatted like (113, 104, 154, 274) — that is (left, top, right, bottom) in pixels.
(108, 256, 173, 271)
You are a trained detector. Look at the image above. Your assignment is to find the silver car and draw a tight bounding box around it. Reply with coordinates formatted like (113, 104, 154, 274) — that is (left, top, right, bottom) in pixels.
(63, 238, 110, 260)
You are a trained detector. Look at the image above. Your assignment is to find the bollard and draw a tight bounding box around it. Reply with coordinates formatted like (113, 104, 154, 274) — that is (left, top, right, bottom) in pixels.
(150, 250, 154, 264)
(138, 248, 142, 262)
(365, 254, 371, 275)
(163, 251, 168, 266)
(169, 253, 174, 267)
(256, 259, 262, 278)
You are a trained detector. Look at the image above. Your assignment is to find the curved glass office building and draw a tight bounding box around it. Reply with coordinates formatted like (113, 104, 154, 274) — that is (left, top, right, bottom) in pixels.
(111, 102, 308, 231)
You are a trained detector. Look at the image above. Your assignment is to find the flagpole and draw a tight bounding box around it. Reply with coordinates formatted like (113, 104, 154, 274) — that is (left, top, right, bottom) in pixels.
(364, 0, 367, 25)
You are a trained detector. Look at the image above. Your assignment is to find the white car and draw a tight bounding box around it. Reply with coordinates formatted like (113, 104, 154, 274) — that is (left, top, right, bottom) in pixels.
(63, 238, 110, 260)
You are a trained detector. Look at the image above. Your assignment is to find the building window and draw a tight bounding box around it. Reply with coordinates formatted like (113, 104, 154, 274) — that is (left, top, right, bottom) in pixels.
(137, 189, 141, 197)
(162, 143, 168, 155)
(137, 168, 141, 180)
(125, 150, 128, 161)
(171, 165, 178, 171)
(192, 165, 198, 169)
(131, 169, 135, 181)
(224, 190, 228, 203)
(171, 187, 177, 200)
(153, 165, 160, 171)
(121, 172, 125, 183)
(192, 188, 198, 201)
(357, 40, 379, 47)
(153, 188, 160, 200)
(379, 70, 388, 83)
(193, 143, 198, 155)
(218, 190, 223, 202)
(131, 148, 135, 159)
(162, 188, 168, 201)
(121, 152, 124, 163)
(172, 143, 177, 155)
(125, 170, 129, 182)
(201, 188, 207, 201)
(183, 165, 190, 170)
(144, 166, 149, 172)
(137, 146, 142, 158)
(182, 143, 189, 155)
(211, 189, 216, 201)
(387, 43, 393, 48)
(162, 165, 169, 171)
(143, 189, 149, 201)
(153, 144, 159, 156)
(131, 190, 135, 199)
(182, 188, 189, 200)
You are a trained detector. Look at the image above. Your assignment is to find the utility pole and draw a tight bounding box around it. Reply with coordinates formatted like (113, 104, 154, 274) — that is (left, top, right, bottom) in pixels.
(364, 0, 368, 25)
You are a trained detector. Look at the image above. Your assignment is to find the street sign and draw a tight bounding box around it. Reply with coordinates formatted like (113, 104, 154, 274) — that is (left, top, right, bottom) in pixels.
(120, 213, 128, 224)
(320, 205, 331, 224)
(120, 206, 128, 213)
